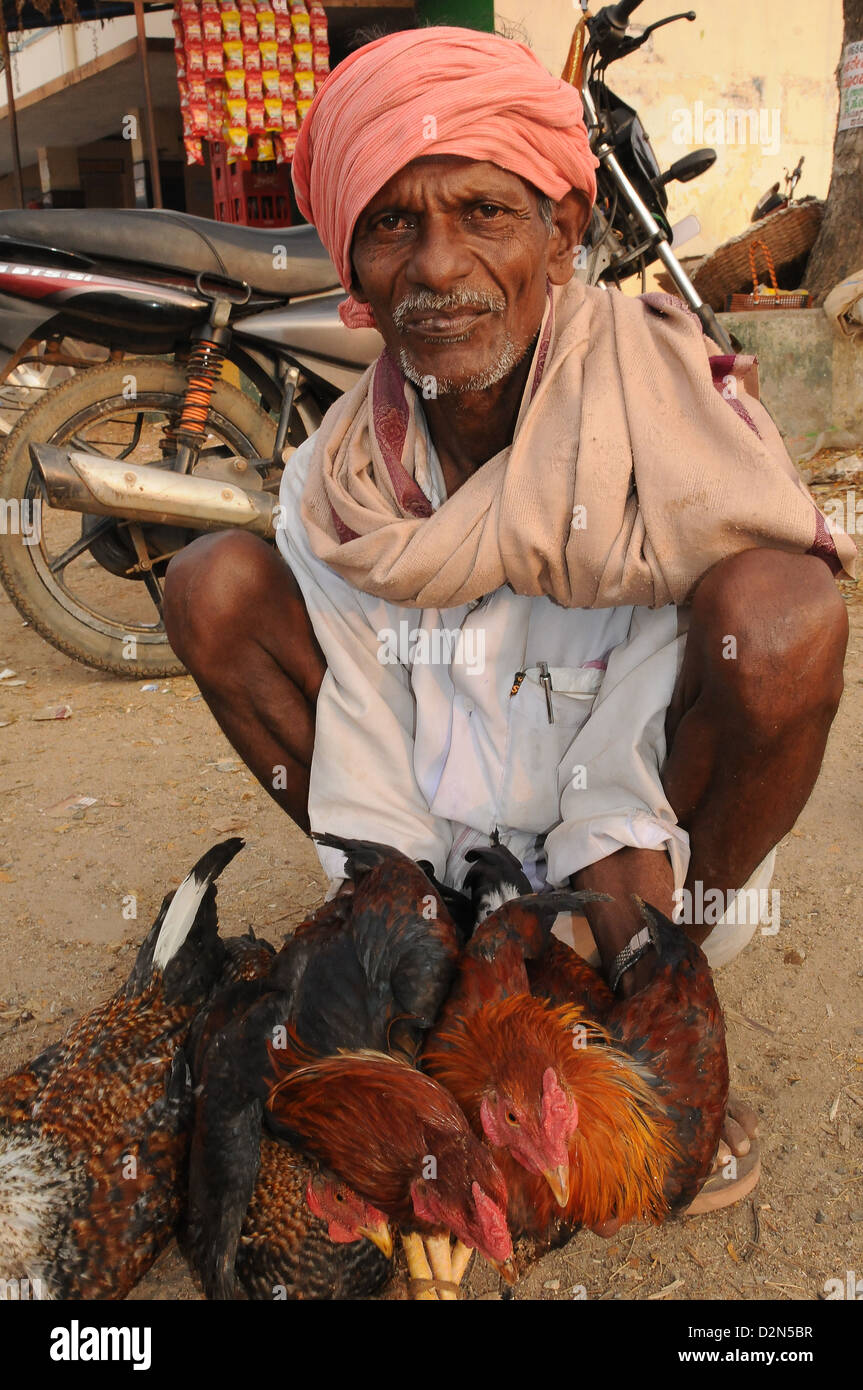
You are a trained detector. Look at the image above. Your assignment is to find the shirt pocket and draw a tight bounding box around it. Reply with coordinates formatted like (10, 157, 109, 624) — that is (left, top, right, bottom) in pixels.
(498, 665, 604, 831)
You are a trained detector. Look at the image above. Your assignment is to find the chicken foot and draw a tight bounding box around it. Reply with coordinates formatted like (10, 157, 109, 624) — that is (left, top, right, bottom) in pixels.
(423, 1232, 459, 1301)
(401, 1232, 439, 1300)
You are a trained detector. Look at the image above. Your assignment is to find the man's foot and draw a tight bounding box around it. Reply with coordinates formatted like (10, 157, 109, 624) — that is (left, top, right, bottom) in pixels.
(685, 1093, 761, 1215)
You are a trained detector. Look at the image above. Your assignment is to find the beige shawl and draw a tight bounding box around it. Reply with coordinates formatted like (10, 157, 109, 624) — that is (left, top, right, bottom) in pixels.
(300, 277, 856, 609)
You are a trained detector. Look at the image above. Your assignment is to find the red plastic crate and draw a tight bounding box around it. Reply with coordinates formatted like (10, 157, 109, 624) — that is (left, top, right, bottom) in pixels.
(209, 141, 294, 227)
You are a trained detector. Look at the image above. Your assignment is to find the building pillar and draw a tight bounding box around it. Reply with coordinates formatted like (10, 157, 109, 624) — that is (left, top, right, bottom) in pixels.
(37, 146, 82, 208)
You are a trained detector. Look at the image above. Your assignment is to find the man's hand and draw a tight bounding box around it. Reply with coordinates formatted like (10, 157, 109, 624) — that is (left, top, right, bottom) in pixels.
(571, 846, 674, 997)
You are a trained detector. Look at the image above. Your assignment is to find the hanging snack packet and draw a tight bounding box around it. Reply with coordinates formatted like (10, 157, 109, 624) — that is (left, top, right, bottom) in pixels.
(276, 130, 298, 162)
(224, 65, 245, 92)
(264, 96, 283, 130)
(309, 4, 327, 44)
(225, 125, 249, 161)
(252, 134, 275, 161)
(257, 10, 276, 41)
(247, 99, 266, 132)
(244, 40, 263, 69)
(246, 69, 264, 100)
(184, 135, 205, 166)
(294, 66, 315, 98)
(289, 3, 310, 40)
(224, 93, 248, 126)
(258, 38, 278, 69)
(190, 98, 209, 135)
(281, 93, 298, 129)
(202, 3, 222, 41)
(204, 41, 224, 75)
(220, 8, 241, 36)
(182, 7, 203, 43)
(186, 41, 206, 73)
(207, 89, 224, 139)
(293, 40, 313, 71)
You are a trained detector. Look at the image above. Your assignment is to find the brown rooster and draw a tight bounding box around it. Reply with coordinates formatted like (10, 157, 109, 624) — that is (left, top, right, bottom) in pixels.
(0, 839, 243, 1300)
(423, 891, 725, 1272)
(266, 1049, 514, 1291)
(529, 899, 730, 1221)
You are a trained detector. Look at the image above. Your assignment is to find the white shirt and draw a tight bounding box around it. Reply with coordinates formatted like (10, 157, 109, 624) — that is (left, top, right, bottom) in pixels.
(275, 406, 774, 968)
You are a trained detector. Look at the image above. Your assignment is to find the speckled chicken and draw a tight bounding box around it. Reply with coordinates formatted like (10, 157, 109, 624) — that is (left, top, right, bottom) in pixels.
(0, 839, 243, 1299)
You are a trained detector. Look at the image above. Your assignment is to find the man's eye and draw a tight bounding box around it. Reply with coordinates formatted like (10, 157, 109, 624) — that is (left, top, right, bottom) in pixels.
(376, 214, 410, 231)
(474, 204, 505, 219)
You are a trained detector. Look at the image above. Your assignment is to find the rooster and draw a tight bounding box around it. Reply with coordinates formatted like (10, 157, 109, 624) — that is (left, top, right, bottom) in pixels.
(266, 1050, 514, 1295)
(423, 890, 721, 1273)
(187, 835, 471, 1298)
(0, 839, 243, 1299)
(529, 899, 730, 1220)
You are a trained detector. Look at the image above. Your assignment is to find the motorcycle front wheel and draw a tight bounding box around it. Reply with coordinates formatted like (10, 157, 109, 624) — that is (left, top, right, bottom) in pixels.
(0, 358, 279, 678)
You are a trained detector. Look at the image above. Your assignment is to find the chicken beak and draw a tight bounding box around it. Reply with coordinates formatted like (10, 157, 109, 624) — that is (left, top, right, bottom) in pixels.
(491, 1255, 519, 1286)
(358, 1220, 394, 1260)
(543, 1163, 570, 1208)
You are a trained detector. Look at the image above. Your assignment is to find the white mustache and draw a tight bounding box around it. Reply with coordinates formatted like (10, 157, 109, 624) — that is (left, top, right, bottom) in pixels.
(392, 289, 506, 330)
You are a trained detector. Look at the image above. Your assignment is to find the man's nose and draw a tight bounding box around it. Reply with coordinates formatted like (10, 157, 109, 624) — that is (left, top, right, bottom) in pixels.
(403, 214, 475, 293)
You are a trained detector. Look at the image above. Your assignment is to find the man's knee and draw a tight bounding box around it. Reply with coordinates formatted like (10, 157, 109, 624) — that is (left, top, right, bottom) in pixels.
(689, 548, 847, 726)
(164, 530, 288, 667)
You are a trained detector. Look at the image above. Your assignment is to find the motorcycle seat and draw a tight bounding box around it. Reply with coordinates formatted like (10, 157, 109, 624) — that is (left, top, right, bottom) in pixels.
(0, 208, 340, 298)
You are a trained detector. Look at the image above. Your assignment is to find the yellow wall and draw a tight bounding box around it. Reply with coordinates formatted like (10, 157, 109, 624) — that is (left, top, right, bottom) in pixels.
(494, 0, 843, 256)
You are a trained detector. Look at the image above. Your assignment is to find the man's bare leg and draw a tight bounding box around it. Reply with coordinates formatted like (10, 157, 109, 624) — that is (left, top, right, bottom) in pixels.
(163, 531, 326, 833)
(573, 548, 848, 986)
(572, 548, 848, 1213)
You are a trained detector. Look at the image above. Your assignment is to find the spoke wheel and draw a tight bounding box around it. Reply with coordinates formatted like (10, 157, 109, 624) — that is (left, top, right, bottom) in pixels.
(0, 359, 280, 677)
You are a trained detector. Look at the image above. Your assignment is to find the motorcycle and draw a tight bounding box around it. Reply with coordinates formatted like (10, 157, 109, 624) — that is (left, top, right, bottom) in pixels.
(0, 0, 723, 677)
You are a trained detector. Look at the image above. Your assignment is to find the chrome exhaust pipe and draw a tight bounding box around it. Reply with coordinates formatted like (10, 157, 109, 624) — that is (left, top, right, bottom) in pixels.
(30, 444, 277, 539)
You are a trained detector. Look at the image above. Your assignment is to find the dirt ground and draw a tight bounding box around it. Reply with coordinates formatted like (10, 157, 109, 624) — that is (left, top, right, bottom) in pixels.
(1, 466, 861, 1303)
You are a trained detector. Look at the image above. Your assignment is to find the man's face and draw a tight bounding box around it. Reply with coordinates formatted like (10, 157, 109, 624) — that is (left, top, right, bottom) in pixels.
(350, 155, 583, 395)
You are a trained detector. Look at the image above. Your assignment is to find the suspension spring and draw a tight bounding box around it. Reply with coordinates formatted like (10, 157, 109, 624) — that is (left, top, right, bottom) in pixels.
(177, 338, 226, 440)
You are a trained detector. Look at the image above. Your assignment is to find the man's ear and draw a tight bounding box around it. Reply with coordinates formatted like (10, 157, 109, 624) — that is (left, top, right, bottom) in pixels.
(546, 189, 594, 286)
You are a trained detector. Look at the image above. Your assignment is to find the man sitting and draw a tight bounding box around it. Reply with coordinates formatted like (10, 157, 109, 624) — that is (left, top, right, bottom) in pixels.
(164, 26, 854, 1213)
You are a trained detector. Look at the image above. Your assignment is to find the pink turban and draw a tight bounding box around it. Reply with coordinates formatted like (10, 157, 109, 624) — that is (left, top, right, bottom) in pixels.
(291, 26, 599, 329)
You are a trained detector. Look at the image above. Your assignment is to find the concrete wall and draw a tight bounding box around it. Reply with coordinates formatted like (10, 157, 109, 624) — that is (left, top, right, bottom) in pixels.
(493, 0, 844, 258)
(1, 11, 174, 107)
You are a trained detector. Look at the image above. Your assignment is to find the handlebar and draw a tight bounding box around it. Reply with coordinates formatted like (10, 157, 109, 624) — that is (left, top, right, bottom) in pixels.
(607, 0, 644, 24)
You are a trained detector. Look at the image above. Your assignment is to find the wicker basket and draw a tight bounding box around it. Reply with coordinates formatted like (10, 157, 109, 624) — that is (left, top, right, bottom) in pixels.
(726, 239, 812, 311)
(691, 199, 824, 312)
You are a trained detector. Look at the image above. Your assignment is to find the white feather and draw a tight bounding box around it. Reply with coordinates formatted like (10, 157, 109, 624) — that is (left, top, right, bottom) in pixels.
(152, 865, 212, 971)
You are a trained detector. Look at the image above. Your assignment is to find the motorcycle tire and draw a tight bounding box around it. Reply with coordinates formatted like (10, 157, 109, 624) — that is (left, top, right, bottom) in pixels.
(0, 358, 278, 678)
